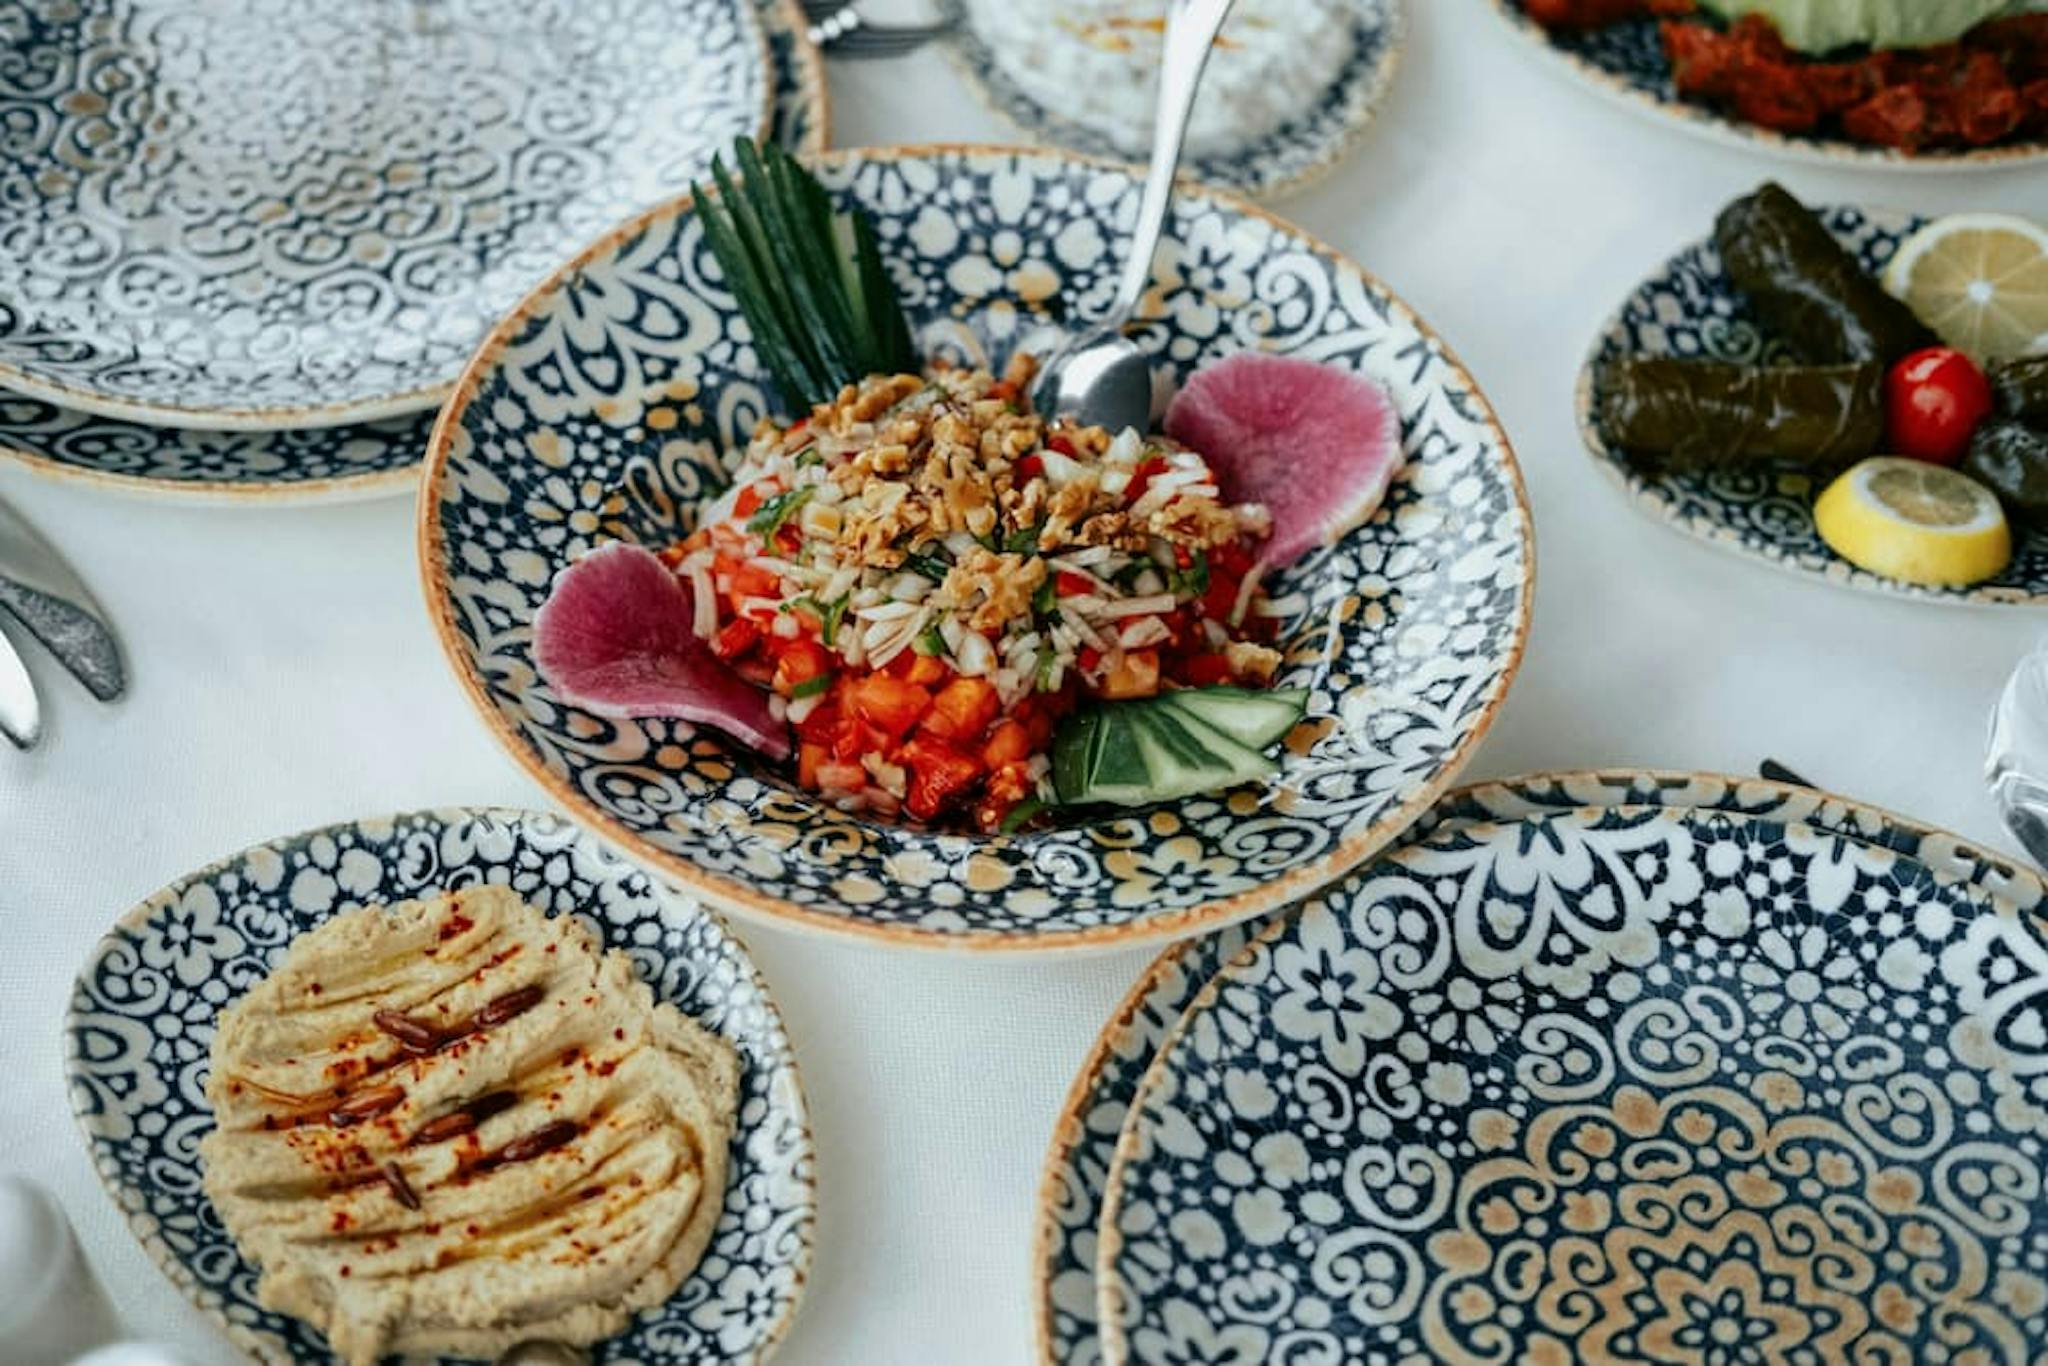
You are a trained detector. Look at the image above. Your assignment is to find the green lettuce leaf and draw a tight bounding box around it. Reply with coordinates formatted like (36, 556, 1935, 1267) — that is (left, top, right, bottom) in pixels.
(1698, 0, 2042, 53)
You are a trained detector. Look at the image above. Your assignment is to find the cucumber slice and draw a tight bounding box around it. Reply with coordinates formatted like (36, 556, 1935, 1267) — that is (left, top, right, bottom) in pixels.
(1052, 706, 1110, 805)
(1163, 687, 1308, 751)
(1053, 695, 1280, 808)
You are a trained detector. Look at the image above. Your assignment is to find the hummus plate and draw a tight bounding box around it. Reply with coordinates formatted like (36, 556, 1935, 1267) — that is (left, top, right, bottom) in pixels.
(64, 808, 815, 1364)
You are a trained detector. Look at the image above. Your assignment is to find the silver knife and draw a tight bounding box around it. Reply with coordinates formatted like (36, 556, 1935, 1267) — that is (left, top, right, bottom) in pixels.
(0, 621, 41, 749)
(0, 493, 124, 702)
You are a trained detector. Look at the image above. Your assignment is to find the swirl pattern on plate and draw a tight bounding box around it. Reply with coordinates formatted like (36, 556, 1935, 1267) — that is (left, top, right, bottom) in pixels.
(0, 0, 768, 428)
(934, 0, 1403, 200)
(1034, 769, 2047, 1364)
(64, 808, 815, 1365)
(1580, 205, 2048, 607)
(0, 0, 824, 501)
(421, 146, 1533, 948)
(1098, 806, 2048, 1364)
(1489, 1, 2048, 170)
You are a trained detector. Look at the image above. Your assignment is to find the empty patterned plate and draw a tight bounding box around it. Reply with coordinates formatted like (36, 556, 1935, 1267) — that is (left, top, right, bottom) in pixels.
(64, 807, 816, 1364)
(1487, 1, 2048, 170)
(0, 0, 770, 430)
(1096, 805, 2048, 1364)
(934, 0, 1404, 200)
(1579, 204, 2048, 607)
(419, 144, 1534, 951)
(1035, 769, 2047, 1365)
(0, 0, 826, 504)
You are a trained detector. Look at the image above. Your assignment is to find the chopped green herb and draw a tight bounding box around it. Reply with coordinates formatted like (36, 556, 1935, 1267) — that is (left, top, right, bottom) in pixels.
(819, 594, 850, 647)
(1000, 798, 1048, 834)
(915, 625, 947, 657)
(1035, 651, 1059, 692)
(1174, 550, 1211, 598)
(904, 551, 953, 582)
(1005, 524, 1042, 554)
(747, 486, 814, 541)
(790, 674, 833, 700)
(793, 447, 822, 468)
(1032, 576, 1057, 616)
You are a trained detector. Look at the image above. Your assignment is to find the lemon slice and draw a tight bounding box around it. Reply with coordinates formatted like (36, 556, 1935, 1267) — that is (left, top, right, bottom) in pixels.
(1884, 213, 2048, 364)
(1814, 457, 2011, 588)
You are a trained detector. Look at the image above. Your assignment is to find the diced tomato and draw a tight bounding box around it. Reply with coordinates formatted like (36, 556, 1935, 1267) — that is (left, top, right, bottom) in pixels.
(901, 738, 984, 822)
(1201, 572, 1242, 624)
(798, 742, 827, 788)
(728, 561, 783, 604)
(734, 483, 769, 519)
(776, 525, 803, 555)
(1182, 652, 1235, 688)
(1047, 432, 1079, 458)
(816, 761, 866, 793)
(797, 697, 842, 745)
(1055, 571, 1096, 598)
(982, 720, 1033, 769)
(1014, 453, 1045, 483)
(713, 619, 761, 661)
(1125, 455, 1169, 505)
(906, 655, 949, 688)
(772, 640, 833, 697)
(1100, 650, 1161, 700)
(1211, 540, 1254, 577)
(923, 678, 1000, 743)
(848, 674, 931, 743)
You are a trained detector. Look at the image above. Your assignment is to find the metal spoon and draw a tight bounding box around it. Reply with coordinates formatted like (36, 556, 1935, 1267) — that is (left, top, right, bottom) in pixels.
(1988, 637, 2048, 868)
(1031, 0, 1237, 433)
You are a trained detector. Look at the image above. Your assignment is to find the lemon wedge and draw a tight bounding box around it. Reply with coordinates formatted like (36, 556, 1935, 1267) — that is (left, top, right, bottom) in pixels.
(1884, 214, 2048, 364)
(1814, 457, 2011, 588)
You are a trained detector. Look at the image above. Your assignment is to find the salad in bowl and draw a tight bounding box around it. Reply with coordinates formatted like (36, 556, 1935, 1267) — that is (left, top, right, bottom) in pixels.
(419, 145, 1532, 949)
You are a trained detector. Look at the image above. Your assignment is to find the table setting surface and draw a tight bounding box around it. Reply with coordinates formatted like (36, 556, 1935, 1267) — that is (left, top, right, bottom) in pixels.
(3, 1, 2043, 1362)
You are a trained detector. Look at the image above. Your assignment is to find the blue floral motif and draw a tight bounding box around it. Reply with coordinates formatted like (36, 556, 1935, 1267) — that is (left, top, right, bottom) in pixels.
(63, 807, 815, 1365)
(1581, 205, 2048, 606)
(1098, 806, 2048, 1364)
(422, 146, 1534, 947)
(1033, 769, 2048, 1366)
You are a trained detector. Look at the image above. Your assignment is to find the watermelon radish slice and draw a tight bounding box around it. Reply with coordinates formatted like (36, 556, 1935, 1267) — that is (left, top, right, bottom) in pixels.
(1163, 353, 1403, 567)
(532, 542, 791, 761)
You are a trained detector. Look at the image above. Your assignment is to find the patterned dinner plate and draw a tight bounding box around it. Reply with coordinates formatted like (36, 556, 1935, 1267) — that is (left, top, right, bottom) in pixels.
(1096, 805, 2048, 1364)
(419, 144, 1534, 951)
(1580, 204, 2048, 608)
(63, 807, 816, 1364)
(0, 0, 772, 430)
(933, 0, 1404, 200)
(1487, 1, 2048, 171)
(1034, 769, 2046, 1365)
(0, 0, 827, 505)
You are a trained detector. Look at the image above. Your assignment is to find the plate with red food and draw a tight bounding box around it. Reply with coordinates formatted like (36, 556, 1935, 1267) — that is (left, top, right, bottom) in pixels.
(419, 144, 1534, 950)
(1580, 180, 2048, 604)
(1496, 0, 2048, 167)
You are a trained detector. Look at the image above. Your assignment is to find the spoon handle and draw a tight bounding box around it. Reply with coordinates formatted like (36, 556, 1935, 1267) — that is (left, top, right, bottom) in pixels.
(1107, 0, 1237, 328)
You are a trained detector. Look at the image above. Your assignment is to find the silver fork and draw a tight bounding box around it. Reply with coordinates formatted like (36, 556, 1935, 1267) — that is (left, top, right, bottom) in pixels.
(801, 1, 955, 58)
(0, 492, 125, 749)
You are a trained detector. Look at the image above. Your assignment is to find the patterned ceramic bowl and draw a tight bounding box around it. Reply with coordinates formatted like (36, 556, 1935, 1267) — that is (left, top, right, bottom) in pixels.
(64, 807, 815, 1365)
(933, 0, 1404, 200)
(1033, 768, 2047, 1365)
(1579, 204, 2048, 608)
(1488, 0, 2048, 171)
(0, 0, 827, 506)
(1097, 803, 2048, 1363)
(420, 144, 1534, 951)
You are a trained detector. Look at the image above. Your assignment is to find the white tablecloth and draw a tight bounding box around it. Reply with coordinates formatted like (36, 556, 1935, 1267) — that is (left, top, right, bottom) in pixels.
(3, 2, 2041, 1360)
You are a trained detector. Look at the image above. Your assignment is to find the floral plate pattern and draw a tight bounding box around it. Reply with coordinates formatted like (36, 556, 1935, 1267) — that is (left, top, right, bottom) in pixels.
(0, 0, 826, 504)
(63, 807, 816, 1364)
(419, 144, 1534, 950)
(0, 0, 770, 429)
(1488, 1, 2048, 171)
(933, 0, 1404, 201)
(1034, 768, 2046, 1365)
(1581, 204, 2048, 607)
(1097, 806, 2048, 1364)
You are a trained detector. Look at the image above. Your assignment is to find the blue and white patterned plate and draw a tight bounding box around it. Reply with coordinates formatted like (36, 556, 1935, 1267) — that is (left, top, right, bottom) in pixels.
(935, 0, 1403, 200)
(1097, 804, 2048, 1365)
(1034, 769, 2046, 1366)
(63, 807, 816, 1364)
(1489, 1, 2048, 171)
(1580, 204, 2048, 607)
(0, 0, 825, 504)
(0, 0, 771, 430)
(419, 144, 1534, 951)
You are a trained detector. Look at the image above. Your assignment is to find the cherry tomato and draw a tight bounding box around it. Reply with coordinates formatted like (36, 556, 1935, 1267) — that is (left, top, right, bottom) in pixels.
(1885, 348, 1993, 466)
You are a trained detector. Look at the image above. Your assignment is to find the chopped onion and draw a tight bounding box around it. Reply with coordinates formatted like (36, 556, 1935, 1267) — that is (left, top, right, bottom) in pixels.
(1098, 594, 1179, 619)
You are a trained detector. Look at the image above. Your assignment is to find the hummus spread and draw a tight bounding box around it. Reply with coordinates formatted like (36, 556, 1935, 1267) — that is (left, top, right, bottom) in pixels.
(198, 887, 739, 1365)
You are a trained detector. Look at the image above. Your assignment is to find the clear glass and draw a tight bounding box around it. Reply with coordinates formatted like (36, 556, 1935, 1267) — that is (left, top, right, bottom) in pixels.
(1987, 636, 2048, 867)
